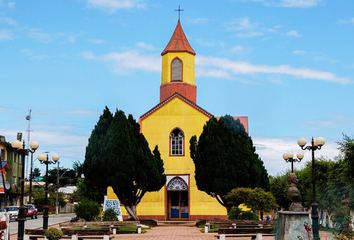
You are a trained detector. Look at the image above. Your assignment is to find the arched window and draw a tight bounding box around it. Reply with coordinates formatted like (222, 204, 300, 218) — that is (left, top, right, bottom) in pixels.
(170, 128, 184, 155)
(167, 177, 188, 190)
(171, 58, 182, 81)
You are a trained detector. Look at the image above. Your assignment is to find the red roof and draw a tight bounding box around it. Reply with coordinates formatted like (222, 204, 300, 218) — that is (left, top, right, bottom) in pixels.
(161, 20, 196, 56)
(139, 92, 213, 121)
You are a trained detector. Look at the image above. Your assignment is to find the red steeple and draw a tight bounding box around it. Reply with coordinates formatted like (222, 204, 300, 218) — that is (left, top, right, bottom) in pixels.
(161, 20, 196, 56)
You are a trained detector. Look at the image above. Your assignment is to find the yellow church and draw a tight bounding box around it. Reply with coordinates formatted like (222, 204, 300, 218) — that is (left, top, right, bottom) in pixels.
(107, 20, 248, 221)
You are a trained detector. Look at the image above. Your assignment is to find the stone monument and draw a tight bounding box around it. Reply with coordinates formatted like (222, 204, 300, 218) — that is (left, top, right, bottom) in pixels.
(276, 172, 312, 240)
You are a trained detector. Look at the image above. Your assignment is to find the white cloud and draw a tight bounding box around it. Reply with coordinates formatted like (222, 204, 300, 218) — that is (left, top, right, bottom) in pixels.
(28, 29, 53, 43)
(226, 17, 282, 38)
(81, 51, 95, 59)
(0, 29, 12, 41)
(279, 0, 322, 8)
(196, 39, 225, 48)
(235, 31, 264, 38)
(239, 0, 322, 8)
(302, 120, 335, 129)
(190, 18, 210, 25)
(20, 49, 48, 60)
(81, 50, 160, 74)
(0, 17, 18, 27)
(7, 1, 14, 8)
(88, 39, 105, 44)
(84, 0, 146, 13)
(195, 55, 352, 84)
(230, 45, 245, 54)
(253, 136, 339, 175)
(338, 18, 354, 25)
(292, 50, 307, 55)
(286, 30, 301, 37)
(65, 110, 100, 116)
(227, 17, 259, 31)
(137, 42, 155, 51)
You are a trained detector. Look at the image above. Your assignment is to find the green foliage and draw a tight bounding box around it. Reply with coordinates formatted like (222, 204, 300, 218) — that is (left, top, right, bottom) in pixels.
(228, 207, 258, 220)
(269, 173, 291, 209)
(44, 228, 63, 240)
(338, 134, 354, 185)
(75, 177, 105, 204)
(270, 134, 354, 216)
(74, 199, 100, 221)
(83, 107, 166, 219)
(225, 187, 278, 213)
(190, 115, 269, 211)
(33, 191, 66, 207)
(102, 209, 118, 221)
(32, 168, 41, 178)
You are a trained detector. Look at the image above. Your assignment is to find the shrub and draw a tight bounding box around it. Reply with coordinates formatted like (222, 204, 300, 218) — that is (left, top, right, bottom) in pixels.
(74, 199, 100, 221)
(44, 228, 63, 240)
(228, 207, 242, 220)
(240, 211, 259, 220)
(102, 209, 118, 221)
(228, 207, 258, 220)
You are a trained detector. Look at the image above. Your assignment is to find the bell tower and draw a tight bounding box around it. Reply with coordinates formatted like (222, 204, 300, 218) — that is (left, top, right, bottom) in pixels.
(160, 20, 197, 103)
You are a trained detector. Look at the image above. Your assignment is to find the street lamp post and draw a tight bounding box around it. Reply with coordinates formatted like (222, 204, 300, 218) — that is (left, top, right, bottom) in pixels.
(298, 136, 325, 240)
(38, 153, 59, 230)
(28, 141, 39, 204)
(283, 152, 304, 173)
(11, 138, 39, 240)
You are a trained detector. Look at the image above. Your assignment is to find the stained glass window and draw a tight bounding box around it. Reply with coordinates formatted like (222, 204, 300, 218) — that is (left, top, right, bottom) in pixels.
(167, 177, 188, 190)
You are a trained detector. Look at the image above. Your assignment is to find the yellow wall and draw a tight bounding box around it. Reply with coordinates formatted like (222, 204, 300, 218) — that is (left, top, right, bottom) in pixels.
(138, 97, 227, 217)
(107, 97, 227, 218)
(161, 52, 195, 85)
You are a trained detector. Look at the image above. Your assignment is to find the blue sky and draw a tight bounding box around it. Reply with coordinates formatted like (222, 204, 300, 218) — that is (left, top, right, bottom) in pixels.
(1, 0, 353, 176)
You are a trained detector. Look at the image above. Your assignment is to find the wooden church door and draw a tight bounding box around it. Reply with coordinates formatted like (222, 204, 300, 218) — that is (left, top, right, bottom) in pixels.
(167, 177, 189, 220)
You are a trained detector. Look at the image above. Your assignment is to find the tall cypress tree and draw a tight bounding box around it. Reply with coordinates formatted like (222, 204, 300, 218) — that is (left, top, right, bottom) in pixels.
(190, 115, 269, 212)
(84, 107, 166, 220)
(83, 106, 113, 202)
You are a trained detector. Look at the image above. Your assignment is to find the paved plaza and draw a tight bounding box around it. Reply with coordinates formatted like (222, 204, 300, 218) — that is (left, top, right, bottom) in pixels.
(10, 221, 335, 240)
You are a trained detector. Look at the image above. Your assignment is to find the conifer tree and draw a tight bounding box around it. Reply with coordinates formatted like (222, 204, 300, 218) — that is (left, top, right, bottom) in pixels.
(84, 107, 166, 220)
(190, 115, 269, 212)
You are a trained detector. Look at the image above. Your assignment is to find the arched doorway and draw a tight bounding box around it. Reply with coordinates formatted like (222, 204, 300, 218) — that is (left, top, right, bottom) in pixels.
(167, 177, 189, 220)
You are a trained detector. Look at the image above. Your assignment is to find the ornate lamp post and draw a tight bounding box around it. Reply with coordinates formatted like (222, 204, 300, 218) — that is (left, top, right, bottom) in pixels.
(11, 138, 39, 240)
(38, 152, 59, 230)
(298, 136, 325, 240)
(28, 141, 39, 204)
(283, 152, 304, 173)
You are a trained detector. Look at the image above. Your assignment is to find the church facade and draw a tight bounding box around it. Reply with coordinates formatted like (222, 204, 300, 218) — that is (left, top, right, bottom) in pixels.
(108, 20, 248, 221)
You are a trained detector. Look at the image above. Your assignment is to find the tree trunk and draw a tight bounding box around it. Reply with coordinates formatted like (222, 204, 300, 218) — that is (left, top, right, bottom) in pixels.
(124, 205, 139, 220)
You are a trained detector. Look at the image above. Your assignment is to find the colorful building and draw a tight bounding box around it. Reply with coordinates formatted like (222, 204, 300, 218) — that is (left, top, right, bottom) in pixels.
(108, 20, 248, 221)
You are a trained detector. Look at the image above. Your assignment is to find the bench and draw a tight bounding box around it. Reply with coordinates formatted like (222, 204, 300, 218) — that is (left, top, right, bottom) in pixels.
(215, 233, 275, 240)
(24, 229, 113, 240)
(218, 228, 274, 234)
(214, 228, 274, 240)
(204, 220, 273, 234)
(59, 221, 141, 234)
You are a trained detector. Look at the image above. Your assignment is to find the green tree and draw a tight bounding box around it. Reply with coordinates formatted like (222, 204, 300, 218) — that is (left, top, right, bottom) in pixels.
(32, 168, 41, 178)
(269, 173, 291, 209)
(83, 107, 166, 220)
(75, 177, 105, 204)
(225, 187, 278, 220)
(190, 115, 269, 211)
(43, 168, 77, 188)
(338, 134, 354, 185)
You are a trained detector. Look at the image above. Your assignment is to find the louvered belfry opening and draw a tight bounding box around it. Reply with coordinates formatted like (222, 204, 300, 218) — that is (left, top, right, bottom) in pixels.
(172, 58, 182, 81)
